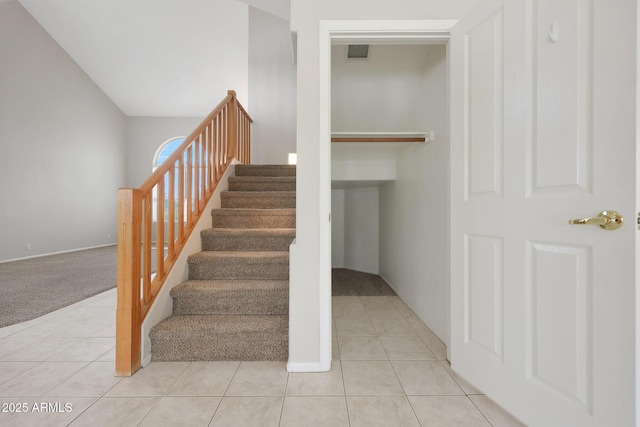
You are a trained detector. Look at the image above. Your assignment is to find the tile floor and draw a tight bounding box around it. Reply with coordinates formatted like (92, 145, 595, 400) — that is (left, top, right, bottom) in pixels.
(0, 290, 525, 426)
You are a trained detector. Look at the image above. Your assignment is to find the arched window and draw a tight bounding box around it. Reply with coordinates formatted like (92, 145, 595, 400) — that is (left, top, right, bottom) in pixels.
(153, 137, 185, 171)
(152, 137, 185, 224)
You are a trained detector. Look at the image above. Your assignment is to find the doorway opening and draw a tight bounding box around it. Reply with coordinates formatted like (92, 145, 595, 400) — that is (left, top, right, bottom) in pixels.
(320, 21, 454, 368)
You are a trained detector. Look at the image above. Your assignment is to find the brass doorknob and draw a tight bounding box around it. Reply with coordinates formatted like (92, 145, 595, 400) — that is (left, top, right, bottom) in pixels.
(568, 210, 623, 230)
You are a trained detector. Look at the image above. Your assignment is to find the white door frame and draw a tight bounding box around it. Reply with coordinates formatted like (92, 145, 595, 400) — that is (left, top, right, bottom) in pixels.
(318, 20, 457, 365)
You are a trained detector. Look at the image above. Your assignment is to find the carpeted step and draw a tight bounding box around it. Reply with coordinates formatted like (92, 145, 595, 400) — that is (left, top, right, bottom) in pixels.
(220, 191, 295, 209)
(235, 164, 296, 177)
(211, 208, 295, 229)
(150, 314, 288, 361)
(228, 176, 296, 192)
(188, 251, 289, 280)
(171, 280, 288, 315)
(201, 228, 295, 252)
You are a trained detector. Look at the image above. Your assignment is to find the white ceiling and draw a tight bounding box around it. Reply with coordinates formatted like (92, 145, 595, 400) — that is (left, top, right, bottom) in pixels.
(18, 0, 289, 118)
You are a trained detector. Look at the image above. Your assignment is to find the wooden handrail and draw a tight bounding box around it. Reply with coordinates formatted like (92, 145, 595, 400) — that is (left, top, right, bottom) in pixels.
(116, 90, 252, 376)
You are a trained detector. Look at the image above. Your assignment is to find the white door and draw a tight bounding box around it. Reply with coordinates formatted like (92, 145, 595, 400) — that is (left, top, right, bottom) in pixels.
(450, 0, 636, 426)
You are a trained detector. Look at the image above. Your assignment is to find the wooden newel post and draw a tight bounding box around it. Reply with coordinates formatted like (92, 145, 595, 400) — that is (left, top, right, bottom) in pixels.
(227, 90, 237, 160)
(115, 188, 142, 376)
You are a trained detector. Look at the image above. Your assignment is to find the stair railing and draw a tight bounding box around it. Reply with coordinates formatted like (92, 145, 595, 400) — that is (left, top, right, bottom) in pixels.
(116, 90, 252, 376)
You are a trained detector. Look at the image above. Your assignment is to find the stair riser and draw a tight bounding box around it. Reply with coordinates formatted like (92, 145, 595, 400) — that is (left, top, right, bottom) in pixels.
(202, 235, 294, 252)
(229, 181, 296, 192)
(221, 193, 295, 209)
(173, 293, 288, 315)
(235, 165, 296, 177)
(212, 213, 295, 229)
(188, 260, 289, 280)
(151, 337, 288, 361)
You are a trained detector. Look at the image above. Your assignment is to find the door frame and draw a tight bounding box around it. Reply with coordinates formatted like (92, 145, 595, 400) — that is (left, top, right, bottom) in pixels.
(318, 20, 457, 366)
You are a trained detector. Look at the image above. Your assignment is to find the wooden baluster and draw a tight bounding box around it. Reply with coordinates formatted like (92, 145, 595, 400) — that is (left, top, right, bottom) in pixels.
(193, 138, 200, 213)
(143, 195, 152, 305)
(156, 180, 164, 280)
(208, 121, 214, 194)
(227, 90, 237, 161)
(186, 145, 193, 229)
(177, 157, 185, 243)
(116, 189, 142, 376)
(167, 166, 175, 261)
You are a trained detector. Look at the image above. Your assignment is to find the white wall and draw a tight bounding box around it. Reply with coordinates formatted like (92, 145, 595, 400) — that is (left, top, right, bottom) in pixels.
(332, 44, 437, 133)
(0, 1, 126, 262)
(249, 7, 296, 165)
(379, 45, 449, 343)
(125, 117, 203, 188)
(344, 187, 379, 274)
(331, 186, 379, 273)
(331, 190, 345, 268)
(289, 0, 481, 370)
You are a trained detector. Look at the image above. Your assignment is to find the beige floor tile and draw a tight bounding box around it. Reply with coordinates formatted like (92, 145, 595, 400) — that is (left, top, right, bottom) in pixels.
(68, 396, 157, 427)
(341, 361, 404, 395)
(366, 307, 406, 321)
(392, 360, 464, 396)
(0, 361, 40, 385)
(370, 317, 416, 337)
(469, 395, 527, 426)
(225, 361, 288, 396)
(0, 321, 38, 338)
(409, 396, 491, 426)
(168, 361, 239, 396)
(391, 298, 419, 319)
(286, 360, 344, 396)
(346, 395, 420, 427)
(46, 338, 115, 362)
(106, 362, 189, 396)
(4, 322, 63, 338)
(380, 336, 436, 360)
(1, 337, 81, 361)
(360, 296, 398, 310)
(0, 361, 88, 397)
(332, 300, 367, 319)
(334, 316, 377, 336)
(338, 336, 387, 360)
(0, 338, 40, 359)
(332, 296, 364, 308)
(90, 325, 115, 338)
(407, 318, 448, 359)
(139, 396, 221, 427)
(95, 347, 115, 362)
(45, 362, 120, 397)
(440, 361, 484, 395)
(280, 396, 349, 427)
(0, 397, 96, 427)
(209, 396, 282, 427)
(332, 335, 340, 360)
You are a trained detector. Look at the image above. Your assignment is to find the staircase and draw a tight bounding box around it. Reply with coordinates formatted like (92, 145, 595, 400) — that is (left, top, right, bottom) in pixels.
(149, 164, 295, 361)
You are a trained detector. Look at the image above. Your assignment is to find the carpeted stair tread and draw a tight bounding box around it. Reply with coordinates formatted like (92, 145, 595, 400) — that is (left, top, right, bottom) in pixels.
(188, 251, 289, 280)
(228, 176, 295, 192)
(235, 164, 296, 177)
(171, 280, 288, 315)
(151, 163, 295, 362)
(150, 314, 288, 361)
(201, 228, 295, 252)
(220, 191, 295, 209)
(212, 208, 295, 229)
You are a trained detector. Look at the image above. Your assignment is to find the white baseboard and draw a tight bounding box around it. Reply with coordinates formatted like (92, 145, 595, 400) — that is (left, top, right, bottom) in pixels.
(0, 243, 117, 264)
(286, 361, 332, 373)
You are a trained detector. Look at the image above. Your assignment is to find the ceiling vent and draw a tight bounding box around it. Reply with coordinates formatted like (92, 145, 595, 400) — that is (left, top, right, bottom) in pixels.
(347, 45, 369, 59)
